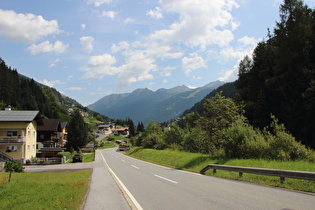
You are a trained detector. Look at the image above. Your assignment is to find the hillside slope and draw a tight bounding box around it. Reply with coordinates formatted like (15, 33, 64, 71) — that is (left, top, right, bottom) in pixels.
(88, 81, 224, 124)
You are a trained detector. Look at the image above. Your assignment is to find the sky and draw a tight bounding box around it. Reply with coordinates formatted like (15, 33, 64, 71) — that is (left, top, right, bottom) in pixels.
(1, 0, 314, 106)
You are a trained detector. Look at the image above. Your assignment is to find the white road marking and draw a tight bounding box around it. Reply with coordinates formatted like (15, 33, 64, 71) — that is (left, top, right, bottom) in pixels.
(131, 165, 139, 169)
(101, 152, 143, 210)
(121, 159, 125, 162)
(154, 174, 178, 184)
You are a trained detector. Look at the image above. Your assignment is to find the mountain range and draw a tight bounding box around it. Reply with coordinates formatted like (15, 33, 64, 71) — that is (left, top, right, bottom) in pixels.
(88, 81, 225, 124)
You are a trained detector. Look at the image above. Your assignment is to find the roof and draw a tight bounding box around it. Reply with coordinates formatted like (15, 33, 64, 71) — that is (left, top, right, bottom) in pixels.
(0, 110, 40, 122)
(37, 119, 61, 132)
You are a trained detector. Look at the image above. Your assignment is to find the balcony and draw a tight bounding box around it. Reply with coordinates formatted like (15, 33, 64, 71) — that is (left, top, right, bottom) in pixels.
(0, 136, 26, 144)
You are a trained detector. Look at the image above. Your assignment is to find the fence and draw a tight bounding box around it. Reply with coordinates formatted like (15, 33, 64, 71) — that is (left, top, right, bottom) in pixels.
(28, 157, 65, 165)
(200, 164, 315, 184)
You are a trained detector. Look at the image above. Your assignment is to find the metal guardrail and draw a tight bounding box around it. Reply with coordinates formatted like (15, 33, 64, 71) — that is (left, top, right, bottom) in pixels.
(200, 164, 315, 184)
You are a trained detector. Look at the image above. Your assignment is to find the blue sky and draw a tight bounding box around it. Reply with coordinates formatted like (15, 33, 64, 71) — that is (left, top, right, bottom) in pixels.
(1, 0, 314, 106)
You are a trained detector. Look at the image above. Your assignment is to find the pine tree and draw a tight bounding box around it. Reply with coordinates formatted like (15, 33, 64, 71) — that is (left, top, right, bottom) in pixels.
(66, 109, 89, 151)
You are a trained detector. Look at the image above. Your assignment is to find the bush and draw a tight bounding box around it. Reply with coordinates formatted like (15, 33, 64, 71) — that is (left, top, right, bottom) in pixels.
(4, 161, 24, 173)
(58, 152, 71, 160)
(223, 118, 268, 159)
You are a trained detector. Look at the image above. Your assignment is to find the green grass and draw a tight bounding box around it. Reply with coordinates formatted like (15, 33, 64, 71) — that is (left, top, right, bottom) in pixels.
(97, 135, 130, 149)
(0, 169, 92, 209)
(82, 153, 95, 162)
(126, 148, 315, 193)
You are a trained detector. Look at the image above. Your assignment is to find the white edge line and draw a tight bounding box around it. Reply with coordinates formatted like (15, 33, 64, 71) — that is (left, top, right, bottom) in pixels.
(101, 152, 143, 210)
(154, 174, 178, 184)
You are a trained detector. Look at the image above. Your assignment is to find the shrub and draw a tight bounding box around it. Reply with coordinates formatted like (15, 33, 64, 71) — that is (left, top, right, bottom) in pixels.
(58, 152, 71, 160)
(4, 161, 24, 173)
(223, 118, 268, 159)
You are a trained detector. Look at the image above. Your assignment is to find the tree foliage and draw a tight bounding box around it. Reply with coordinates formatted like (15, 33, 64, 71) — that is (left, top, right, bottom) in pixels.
(236, 0, 315, 148)
(66, 109, 89, 151)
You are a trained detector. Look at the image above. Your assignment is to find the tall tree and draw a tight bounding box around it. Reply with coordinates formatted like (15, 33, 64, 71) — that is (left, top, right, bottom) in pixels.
(66, 109, 89, 151)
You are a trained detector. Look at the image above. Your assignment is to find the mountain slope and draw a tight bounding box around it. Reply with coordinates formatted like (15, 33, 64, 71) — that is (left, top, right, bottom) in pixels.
(88, 81, 224, 124)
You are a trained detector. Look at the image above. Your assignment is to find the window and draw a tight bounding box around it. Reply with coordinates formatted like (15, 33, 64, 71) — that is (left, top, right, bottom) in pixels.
(7, 131, 18, 136)
(6, 146, 17, 152)
(28, 131, 31, 137)
(27, 145, 30, 151)
(32, 144, 35, 150)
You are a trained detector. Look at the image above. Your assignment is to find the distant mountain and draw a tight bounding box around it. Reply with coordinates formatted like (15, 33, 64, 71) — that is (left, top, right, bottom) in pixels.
(88, 81, 224, 124)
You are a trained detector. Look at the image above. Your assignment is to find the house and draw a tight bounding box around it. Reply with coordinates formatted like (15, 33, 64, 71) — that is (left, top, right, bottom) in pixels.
(37, 119, 68, 157)
(0, 107, 41, 163)
(111, 127, 129, 137)
(98, 123, 116, 135)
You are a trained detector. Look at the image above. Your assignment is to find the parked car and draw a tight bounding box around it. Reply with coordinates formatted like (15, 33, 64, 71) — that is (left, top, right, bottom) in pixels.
(72, 154, 83, 163)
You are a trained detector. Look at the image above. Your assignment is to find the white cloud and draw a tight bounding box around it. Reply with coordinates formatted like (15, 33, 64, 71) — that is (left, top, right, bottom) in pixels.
(118, 58, 155, 86)
(41, 79, 63, 87)
(86, 0, 112, 7)
(146, 7, 164, 19)
(102, 10, 117, 20)
(182, 55, 207, 75)
(49, 58, 61, 68)
(81, 24, 86, 30)
(218, 67, 237, 82)
(27, 40, 68, 55)
(65, 87, 86, 91)
(80, 36, 94, 53)
(111, 41, 130, 53)
(238, 36, 258, 46)
(150, 0, 239, 48)
(0, 9, 60, 43)
(124, 18, 134, 24)
(160, 66, 176, 77)
(82, 54, 120, 79)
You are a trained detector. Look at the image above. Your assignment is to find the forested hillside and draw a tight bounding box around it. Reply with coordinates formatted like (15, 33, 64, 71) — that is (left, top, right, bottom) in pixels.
(131, 0, 315, 161)
(0, 58, 110, 122)
(235, 0, 315, 148)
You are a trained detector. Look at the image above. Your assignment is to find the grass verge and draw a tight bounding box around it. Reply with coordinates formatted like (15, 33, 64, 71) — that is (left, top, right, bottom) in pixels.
(0, 169, 92, 209)
(126, 148, 315, 193)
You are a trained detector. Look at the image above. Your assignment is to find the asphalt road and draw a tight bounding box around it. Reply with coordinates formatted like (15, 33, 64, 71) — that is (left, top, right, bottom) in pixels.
(102, 148, 315, 210)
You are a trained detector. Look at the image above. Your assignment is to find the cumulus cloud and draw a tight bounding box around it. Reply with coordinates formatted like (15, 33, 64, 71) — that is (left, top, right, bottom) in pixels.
(146, 7, 163, 19)
(0, 9, 61, 43)
(65, 87, 86, 91)
(102, 10, 117, 20)
(81, 24, 86, 30)
(41, 79, 63, 87)
(238, 36, 258, 46)
(111, 41, 130, 53)
(150, 0, 239, 48)
(182, 55, 207, 75)
(80, 36, 94, 53)
(49, 58, 61, 68)
(82, 54, 120, 79)
(27, 40, 68, 55)
(124, 18, 134, 24)
(218, 66, 238, 82)
(86, 0, 112, 7)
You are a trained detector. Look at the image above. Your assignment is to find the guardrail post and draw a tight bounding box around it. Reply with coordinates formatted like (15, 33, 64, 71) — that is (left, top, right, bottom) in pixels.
(213, 169, 217, 174)
(280, 177, 285, 184)
(239, 172, 243, 178)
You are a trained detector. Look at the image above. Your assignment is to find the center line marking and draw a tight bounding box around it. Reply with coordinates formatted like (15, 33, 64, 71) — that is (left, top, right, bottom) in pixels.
(131, 165, 139, 169)
(154, 174, 178, 184)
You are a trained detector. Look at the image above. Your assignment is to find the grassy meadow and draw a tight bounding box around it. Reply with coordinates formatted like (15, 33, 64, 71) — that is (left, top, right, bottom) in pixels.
(0, 169, 91, 209)
(126, 148, 315, 193)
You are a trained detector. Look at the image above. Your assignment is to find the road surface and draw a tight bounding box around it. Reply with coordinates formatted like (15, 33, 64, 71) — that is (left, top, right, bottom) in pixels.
(102, 148, 315, 210)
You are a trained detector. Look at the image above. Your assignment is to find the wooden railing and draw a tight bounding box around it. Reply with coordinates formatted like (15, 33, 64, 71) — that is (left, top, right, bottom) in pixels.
(200, 164, 315, 184)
